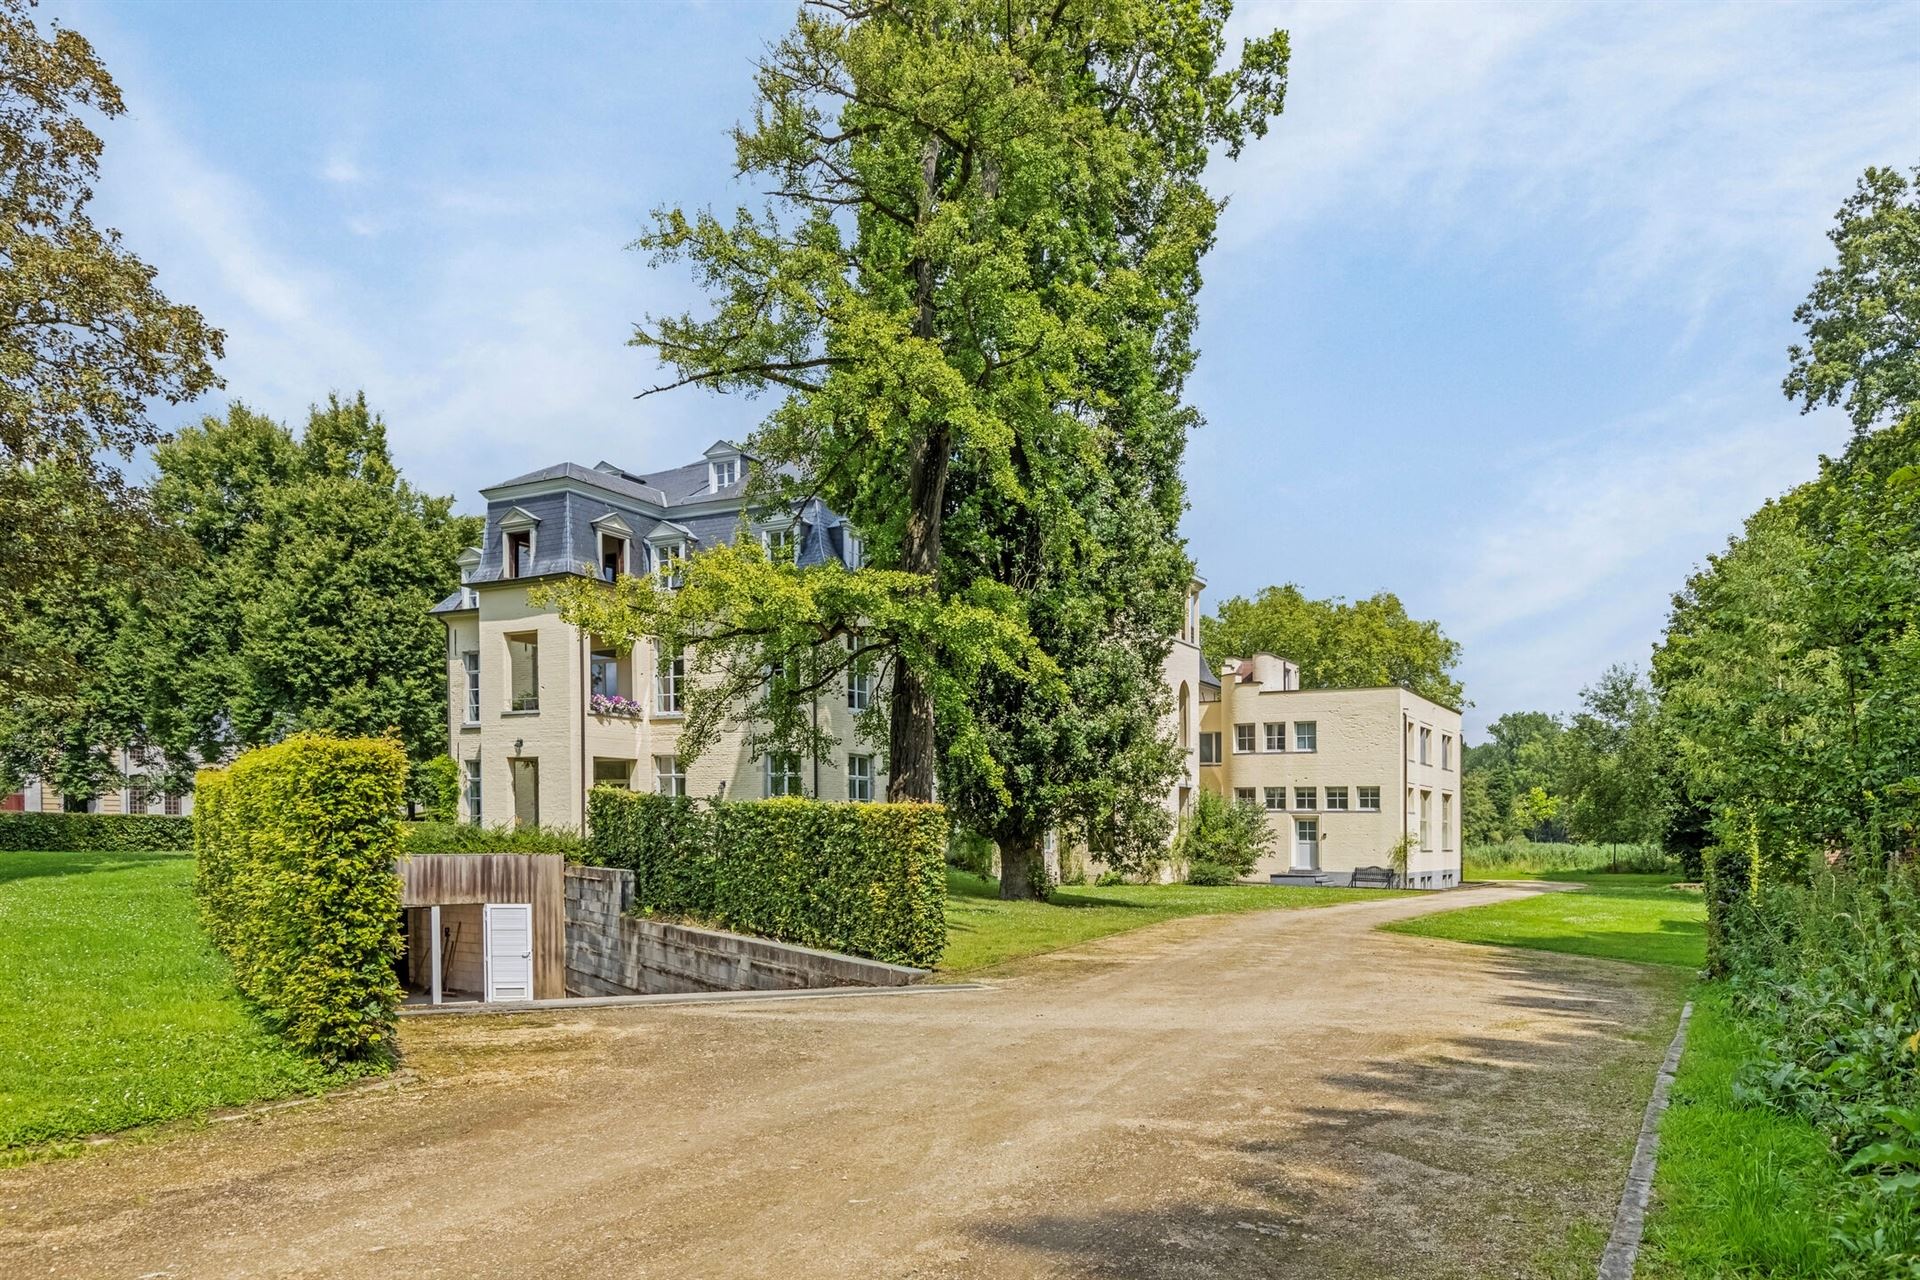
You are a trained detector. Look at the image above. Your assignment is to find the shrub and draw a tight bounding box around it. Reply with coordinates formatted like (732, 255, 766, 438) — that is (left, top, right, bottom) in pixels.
(399, 820, 584, 856)
(1175, 791, 1272, 886)
(588, 789, 948, 969)
(1717, 865, 1920, 1270)
(195, 734, 406, 1062)
(946, 825, 996, 878)
(411, 755, 459, 821)
(1463, 839, 1675, 877)
(0, 812, 193, 852)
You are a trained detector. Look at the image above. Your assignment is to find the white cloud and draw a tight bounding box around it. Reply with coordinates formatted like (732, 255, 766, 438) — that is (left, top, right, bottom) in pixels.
(320, 153, 362, 185)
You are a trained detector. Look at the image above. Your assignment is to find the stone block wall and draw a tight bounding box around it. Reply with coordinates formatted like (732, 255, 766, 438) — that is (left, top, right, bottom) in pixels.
(563, 865, 928, 996)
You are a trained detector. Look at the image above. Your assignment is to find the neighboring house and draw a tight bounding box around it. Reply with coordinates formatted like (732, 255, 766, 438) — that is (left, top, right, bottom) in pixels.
(8, 746, 196, 817)
(433, 442, 880, 831)
(1180, 651, 1463, 889)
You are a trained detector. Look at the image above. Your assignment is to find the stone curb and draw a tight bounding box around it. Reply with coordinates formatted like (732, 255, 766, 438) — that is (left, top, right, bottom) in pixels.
(1598, 999, 1694, 1280)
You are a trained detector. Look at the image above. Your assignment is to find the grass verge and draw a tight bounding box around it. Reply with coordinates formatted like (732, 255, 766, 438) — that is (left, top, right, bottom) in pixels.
(942, 868, 1404, 974)
(0, 850, 372, 1158)
(1381, 872, 1706, 969)
(1635, 987, 1846, 1278)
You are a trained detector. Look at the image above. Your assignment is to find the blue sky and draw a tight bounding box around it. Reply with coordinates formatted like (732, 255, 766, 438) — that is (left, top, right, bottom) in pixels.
(54, 0, 1920, 735)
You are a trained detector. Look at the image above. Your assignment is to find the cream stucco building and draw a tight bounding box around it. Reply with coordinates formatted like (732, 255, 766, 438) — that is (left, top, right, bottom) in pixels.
(432, 443, 882, 831)
(438, 445, 1460, 890)
(1176, 649, 1463, 888)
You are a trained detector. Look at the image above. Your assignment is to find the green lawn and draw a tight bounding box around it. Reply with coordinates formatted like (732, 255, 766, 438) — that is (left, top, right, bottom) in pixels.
(1381, 872, 1706, 969)
(0, 850, 363, 1156)
(941, 869, 1403, 974)
(1636, 988, 1848, 1278)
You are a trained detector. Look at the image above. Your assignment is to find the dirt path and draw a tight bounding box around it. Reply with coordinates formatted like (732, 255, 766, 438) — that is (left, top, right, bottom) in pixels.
(1, 884, 1684, 1279)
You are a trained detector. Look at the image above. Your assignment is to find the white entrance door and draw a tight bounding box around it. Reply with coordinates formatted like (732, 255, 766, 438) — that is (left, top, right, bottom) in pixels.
(484, 903, 534, 1002)
(1293, 818, 1319, 871)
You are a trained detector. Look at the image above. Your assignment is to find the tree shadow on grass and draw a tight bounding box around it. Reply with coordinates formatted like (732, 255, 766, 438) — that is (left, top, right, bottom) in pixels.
(967, 949, 1679, 1279)
(0, 850, 188, 886)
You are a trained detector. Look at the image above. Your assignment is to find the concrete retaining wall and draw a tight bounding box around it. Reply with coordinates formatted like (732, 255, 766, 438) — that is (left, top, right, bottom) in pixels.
(564, 865, 929, 996)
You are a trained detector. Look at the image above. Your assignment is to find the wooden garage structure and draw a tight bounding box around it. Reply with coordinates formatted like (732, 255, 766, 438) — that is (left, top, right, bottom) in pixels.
(400, 854, 566, 1002)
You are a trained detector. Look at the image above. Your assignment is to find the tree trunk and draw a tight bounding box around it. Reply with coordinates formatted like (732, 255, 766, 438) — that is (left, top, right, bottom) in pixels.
(997, 830, 1048, 901)
(886, 136, 951, 805)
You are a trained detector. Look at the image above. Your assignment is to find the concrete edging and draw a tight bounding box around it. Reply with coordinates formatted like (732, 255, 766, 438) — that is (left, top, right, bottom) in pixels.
(1597, 999, 1694, 1280)
(399, 980, 993, 1017)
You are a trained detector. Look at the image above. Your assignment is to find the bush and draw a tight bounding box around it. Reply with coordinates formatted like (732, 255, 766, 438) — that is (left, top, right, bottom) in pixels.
(1463, 839, 1675, 877)
(0, 812, 193, 852)
(195, 734, 406, 1062)
(946, 825, 995, 878)
(1175, 791, 1272, 885)
(1716, 866, 1920, 1271)
(400, 820, 584, 856)
(410, 755, 459, 821)
(588, 789, 948, 969)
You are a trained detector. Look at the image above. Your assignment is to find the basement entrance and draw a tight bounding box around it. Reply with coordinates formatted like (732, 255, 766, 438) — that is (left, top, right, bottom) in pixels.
(397, 853, 564, 1004)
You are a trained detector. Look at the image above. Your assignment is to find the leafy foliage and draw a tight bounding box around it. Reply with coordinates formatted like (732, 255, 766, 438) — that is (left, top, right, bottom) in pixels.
(399, 820, 584, 856)
(569, 1, 1287, 898)
(0, 812, 190, 852)
(410, 755, 459, 821)
(0, 0, 221, 703)
(194, 734, 405, 1062)
(130, 398, 479, 770)
(1785, 164, 1920, 436)
(1175, 790, 1272, 885)
(1201, 584, 1464, 707)
(1714, 868, 1920, 1271)
(587, 788, 949, 969)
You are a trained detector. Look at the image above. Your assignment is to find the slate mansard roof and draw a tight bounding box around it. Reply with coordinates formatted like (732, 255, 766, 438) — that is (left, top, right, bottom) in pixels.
(431, 442, 856, 615)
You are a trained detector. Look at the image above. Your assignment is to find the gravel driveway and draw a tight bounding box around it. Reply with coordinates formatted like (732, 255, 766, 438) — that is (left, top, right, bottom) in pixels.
(1, 883, 1684, 1279)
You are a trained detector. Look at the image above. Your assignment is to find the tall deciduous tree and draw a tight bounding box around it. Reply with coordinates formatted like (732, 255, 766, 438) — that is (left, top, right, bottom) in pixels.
(0, 0, 222, 698)
(552, 0, 1287, 896)
(1201, 584, 1464, 707)
(1784, 164, 1919, 436)
(130, 396, 479, 770)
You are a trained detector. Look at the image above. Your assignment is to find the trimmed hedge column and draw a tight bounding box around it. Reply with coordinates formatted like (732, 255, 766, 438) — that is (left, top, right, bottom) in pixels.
(195, 734, 406, 1061)
(588, 790, 949, 969)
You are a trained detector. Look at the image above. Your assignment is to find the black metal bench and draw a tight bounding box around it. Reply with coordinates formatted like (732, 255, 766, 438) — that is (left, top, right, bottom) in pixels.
(1348, 865, 1397, 889)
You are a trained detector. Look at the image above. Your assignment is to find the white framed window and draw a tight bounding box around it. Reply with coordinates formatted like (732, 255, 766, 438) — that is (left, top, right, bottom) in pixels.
(710, 457, 738, 491)
(592, 758, 633, 789)
(1199, 731, 1222, 766)
(504, 528, 534, 579)
(843, 530, 863, 569)
(1441, 792, 1454, 850)
(763, 523, 797, 562)
(1357, 785, 1381, 812)
(656, 541, 686, 589)
(462, 651, 480, 725)
(1234, 787, 1257, 804)
(653, 755, 685, 797)
(1263, 786, 1287, 811)
(464, 759, 482, 826)
(590, 648, 620, 699)
(847, 753, 873, 801)
(1419, 726, 1432, 765)
(846, 635, 871, 711)
(505, 633, 539, 712)
(1325, 786, 1349, 811)
(765, 753, 803, 797)
(1294, 786, 1317, 810)
(1293, 721, 1317, 752)
(1264, 722, 1285, 752)
(1420, 790, 1432, 850)
(163, 792, 183, 817)
(1233, 723, 1255, 754)
(654, 644, 684, 714)
(1441, 733, 1453, 771)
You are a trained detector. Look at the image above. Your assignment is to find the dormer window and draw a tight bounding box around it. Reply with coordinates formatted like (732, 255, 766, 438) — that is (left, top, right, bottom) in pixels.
(763, 523, 797, 563)
(843, 530, 863, 569)
(599, 535, 624, 581)
(710, 457, 738, 492)
(498, 507, 541, 580)
(657, 541, 685, 589)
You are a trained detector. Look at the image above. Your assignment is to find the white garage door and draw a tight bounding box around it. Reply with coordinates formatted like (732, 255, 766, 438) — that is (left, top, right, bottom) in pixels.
(484, 903, 534, 1002)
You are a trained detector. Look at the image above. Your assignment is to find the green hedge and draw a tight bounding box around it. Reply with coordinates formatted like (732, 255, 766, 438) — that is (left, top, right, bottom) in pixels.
(400, 820, 585, 856)
(588, 789, 949, 969)
(195, 734, 406, 1062)
(0, 812, 194, 852)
